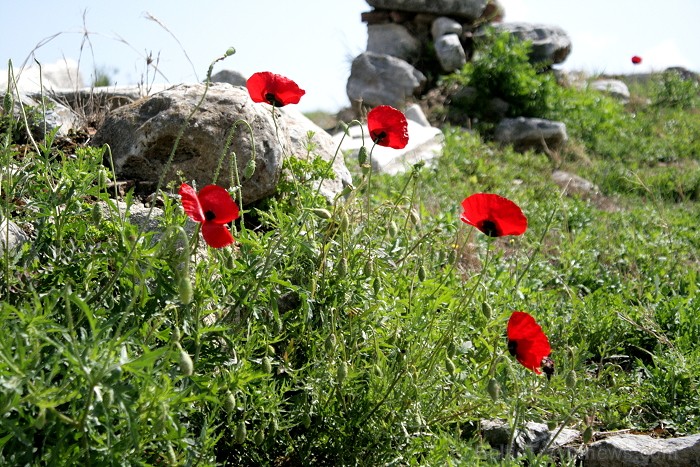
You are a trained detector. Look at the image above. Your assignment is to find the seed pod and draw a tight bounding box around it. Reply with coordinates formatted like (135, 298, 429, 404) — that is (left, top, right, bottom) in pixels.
(324, 333, 337, 353)
(90, 203, 102, 224)
(224, 391, 236, 414)
(582, 426, 593, 444)
(487, 378, 500, 402)
(178, 344, 194, 376)
(337, 361, 348, 384)
(262, 356, 272, 374)
(417, 264, 426, 282)
(178, 276, 193, 305)
(254, 428, 265, 445)
(243, 158, 256, 180)
(235, 421, 247, 444)
(566, 370, 577, 389)
(310, 208, 332, 219)
(481, 302, 492, 320)
(445, 357, 455, 375)
(358, 146, 368, 165)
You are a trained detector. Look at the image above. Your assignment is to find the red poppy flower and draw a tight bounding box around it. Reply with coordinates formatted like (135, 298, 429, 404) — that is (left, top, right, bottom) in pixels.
(507, 311, 554, 378)
(460, 193, 527, 237)
(367, 105, 409, 149)
(631, 55, 642, 65)
(246, 71, 305, 107)
(179, 183, 239, 248)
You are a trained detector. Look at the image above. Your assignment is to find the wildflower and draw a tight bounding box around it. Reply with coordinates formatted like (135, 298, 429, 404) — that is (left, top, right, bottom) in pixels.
(246, 71, 305, 107)
(631, 55, 642, 65)
(460, 193, 527, 237)
(367, 105, 409, 149)
(507, 311, 554, 378)
(179, 183, 239, 248)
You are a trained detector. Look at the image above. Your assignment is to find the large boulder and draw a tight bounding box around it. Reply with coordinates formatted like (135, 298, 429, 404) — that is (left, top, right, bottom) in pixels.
(590, 79, 630, 101)
(584, 433, 700, 467)
(488, 23, 572, 64)
(434, 33, 467, 71)
(367, 23, 421, 61)
(90, 83, 351, 203)
(346, 52, 426, 109)
(365, 0, 489, 21)
(494, 117, 568, 153)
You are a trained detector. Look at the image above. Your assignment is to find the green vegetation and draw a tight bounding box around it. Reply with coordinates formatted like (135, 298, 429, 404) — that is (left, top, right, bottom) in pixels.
(1, 36, 699, 465)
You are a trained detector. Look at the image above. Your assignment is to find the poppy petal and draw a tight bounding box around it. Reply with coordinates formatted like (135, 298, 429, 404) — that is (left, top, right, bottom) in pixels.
(197, 185, 240, 224)
(631, 55, 642, 65)
(460, 193, 527, 237)
(367, 105, 409, 149)
(179, 183, 205, 222)
(201, 222, 234, 248)
(246, 71, 305, 107)
(507, 311, 552, 374)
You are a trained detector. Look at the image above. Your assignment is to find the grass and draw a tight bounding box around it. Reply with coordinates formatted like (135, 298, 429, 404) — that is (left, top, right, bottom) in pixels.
(1, 48, 699, 465)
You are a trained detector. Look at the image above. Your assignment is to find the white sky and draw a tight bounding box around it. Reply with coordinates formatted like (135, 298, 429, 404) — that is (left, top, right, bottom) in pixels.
(1, 1, 698, 112)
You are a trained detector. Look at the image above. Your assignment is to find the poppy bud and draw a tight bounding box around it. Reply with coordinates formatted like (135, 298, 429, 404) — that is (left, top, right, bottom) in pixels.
(266, 344, 275, 356)
(446, 341, 456, 358)
(325, 333, 337, 353)
(388, 221, 398, 237)
(482, 302, 492, 320)
(373, 277, 381, 295)
(172, 327, 181, 343)
(224, 391, 236, 414)
(358, 146, 368, 165)
(262, 356, 272, 374)
(337, 257, 348, 278)
(339, 121, 349, 135)
(337, 361, 348, 384)
(410, 209, 421, 226)
(547, 420, 558, 431)
(566, 370, 577, 389)
(363, 258, 374, 277)
(235, 421, 247, 444)
(225, 47, 236, 57)
(339, 212, 350, 232)
(487, 378, 500, 401)
(417, 264, 426, 282)
(445, 357, 456, 375)
(103, 388, 114, 406)
(91, 203, 102, 224)
(310, 208, 332, 219)
(243, 158, 256, 180)
(583, 426, 593, 444)
(178, 276, 193, 305)
(340, 184, 354, 197)
(177, 344, 194, 376)
(269, 419, 278, 436)
(373, 363, 383, 378)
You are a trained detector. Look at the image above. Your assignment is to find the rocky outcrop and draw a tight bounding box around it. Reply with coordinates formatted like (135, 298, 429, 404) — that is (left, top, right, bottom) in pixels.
(366, 0, 489, 21)
(90, 83, 351, 203)
(584, 433, 700, 467)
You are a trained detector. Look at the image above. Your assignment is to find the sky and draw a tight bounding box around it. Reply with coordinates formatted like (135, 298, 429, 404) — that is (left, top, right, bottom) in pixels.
(0, 1, 698, 113)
